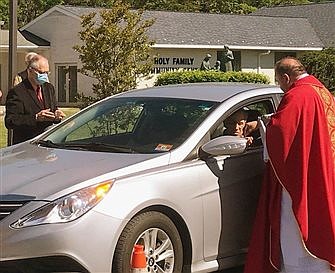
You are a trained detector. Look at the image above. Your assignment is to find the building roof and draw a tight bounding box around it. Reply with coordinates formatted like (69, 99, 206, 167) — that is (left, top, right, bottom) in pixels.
(143, 10, 322, 50)
(21, 5, 323, 51)
(20, 30, 50, 46)
(252, 1, 335, 47)
(0, 30, 43, 50)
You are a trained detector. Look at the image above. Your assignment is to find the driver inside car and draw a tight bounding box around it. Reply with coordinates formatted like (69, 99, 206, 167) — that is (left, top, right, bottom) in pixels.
(223, 109, 254, 145)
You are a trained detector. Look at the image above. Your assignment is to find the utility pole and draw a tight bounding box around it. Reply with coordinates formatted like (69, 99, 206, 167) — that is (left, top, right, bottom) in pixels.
(7, 0, 18, 146)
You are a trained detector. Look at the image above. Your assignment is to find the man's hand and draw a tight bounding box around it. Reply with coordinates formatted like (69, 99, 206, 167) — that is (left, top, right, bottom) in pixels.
(36, 109, 66, 122)
(54, 109, 66, 121)
(36, 109, 56, 121)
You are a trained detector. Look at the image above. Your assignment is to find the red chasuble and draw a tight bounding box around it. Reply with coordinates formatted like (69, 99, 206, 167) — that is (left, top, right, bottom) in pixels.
(244, 75, 335, 273)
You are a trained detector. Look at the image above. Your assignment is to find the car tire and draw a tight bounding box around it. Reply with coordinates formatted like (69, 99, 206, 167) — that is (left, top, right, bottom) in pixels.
(112, 211, 183, 273)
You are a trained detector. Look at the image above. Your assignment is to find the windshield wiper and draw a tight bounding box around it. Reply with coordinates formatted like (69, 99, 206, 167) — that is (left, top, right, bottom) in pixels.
(34, 140, 136, 153)
(34, 139, 63, 148)
(61, 142, 137, 153)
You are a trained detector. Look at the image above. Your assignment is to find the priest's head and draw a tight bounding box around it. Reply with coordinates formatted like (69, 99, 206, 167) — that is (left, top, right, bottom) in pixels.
(275, 57, 306, 92)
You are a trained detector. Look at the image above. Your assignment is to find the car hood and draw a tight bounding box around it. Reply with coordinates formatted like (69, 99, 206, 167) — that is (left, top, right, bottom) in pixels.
(1, 142, 166, 200)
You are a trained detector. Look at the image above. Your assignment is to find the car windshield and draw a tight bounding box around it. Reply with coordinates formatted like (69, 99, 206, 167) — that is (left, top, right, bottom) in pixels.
(37, 97, 218, 153)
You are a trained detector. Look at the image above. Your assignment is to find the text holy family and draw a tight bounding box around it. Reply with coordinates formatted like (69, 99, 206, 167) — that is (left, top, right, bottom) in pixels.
(154, 57, 195, 66)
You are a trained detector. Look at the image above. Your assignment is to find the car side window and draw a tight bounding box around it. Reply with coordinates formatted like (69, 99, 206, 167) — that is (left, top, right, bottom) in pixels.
(211, 99, 275, 148)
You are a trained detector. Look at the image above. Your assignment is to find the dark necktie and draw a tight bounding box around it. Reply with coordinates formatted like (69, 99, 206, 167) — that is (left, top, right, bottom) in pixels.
(36, 86, 43, 104)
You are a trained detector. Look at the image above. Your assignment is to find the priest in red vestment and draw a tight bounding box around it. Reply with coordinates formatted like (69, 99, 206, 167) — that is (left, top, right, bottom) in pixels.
(244, 57, 335, 273)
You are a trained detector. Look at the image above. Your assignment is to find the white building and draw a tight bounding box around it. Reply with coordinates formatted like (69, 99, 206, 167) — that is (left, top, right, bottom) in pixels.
(1, 4, 327, 106)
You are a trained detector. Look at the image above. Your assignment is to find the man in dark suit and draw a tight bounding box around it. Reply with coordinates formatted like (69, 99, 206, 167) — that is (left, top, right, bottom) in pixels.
(13, 52, 38, 86)
(5, 54, 65, 145)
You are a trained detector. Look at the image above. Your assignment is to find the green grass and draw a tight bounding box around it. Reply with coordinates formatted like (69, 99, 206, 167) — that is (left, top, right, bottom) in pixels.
(0, 115, 6, 148)
(0, 108, 80, 148)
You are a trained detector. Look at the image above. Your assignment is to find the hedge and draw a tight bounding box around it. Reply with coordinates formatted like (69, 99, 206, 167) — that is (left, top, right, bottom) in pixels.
(299, 48, 335, 94)
(154, 70, 270, 86)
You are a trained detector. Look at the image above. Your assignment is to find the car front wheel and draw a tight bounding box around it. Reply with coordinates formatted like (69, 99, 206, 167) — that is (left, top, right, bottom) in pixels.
(112, 211, 183, 273)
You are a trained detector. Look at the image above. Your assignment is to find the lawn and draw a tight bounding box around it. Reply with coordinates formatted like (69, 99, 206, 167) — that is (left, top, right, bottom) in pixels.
(0, 108, 80, 148)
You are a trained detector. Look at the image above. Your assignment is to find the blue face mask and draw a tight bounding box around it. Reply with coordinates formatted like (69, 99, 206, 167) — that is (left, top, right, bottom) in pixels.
(35, 72, 49, 85)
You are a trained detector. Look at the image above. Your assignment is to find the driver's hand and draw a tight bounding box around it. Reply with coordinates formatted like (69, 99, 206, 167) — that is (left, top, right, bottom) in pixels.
(244, 121, 259, 136)
(245, 136, 254, 146)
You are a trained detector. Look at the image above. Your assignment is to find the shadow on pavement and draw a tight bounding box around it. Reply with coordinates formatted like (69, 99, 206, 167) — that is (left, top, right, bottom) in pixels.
(219, 265, 244, 273)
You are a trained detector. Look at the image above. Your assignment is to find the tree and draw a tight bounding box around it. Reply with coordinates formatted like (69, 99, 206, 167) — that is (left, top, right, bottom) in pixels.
(17, 0, 62, 27)
(128, 0, 257, 14)
(246, 0, 310, 8)
(299, 48, 335, 94)
(128, 0, 313, 14)
(129, 0, 198, 11)
(0, 0, 10, 28)
(0, 0, 115, 28)
(0, 0, 322, 29)
(73, 0, 155, 107)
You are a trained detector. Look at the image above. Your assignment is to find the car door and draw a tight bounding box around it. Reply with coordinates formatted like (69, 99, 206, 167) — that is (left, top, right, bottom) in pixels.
(200, 98, 277, 267)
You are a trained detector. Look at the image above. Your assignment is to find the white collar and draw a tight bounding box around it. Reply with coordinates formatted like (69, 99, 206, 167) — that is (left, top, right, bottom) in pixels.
(296, 73, 309, 80)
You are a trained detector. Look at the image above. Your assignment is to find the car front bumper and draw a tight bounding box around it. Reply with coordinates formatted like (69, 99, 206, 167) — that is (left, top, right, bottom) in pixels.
(0, 208, 126, 273)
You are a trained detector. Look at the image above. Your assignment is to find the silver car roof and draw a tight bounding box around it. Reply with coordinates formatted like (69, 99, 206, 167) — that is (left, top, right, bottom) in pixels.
(116, 82, 280, 102)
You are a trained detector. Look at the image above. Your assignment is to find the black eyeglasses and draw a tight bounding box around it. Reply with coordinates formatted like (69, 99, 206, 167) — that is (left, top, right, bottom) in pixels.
(29, 67, 50, 75)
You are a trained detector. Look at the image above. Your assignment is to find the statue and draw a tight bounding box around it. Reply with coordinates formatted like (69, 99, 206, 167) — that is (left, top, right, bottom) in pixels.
(223, 45, 234, 71)
(214, 60, 221, 71)
(200, 53, 212, 70)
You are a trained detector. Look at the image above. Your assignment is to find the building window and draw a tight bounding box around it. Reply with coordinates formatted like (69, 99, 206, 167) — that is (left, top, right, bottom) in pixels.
(275, 52, 296, 64)
(56, 64, 77, 104)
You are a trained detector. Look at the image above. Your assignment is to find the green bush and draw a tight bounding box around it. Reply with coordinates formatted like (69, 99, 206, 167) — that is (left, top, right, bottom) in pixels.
(154, 70, 270, 86)
(299, 48, 335, 94)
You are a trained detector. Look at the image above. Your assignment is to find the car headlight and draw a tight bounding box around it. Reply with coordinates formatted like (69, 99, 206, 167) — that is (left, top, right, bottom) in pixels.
(11, 181, 113, 229)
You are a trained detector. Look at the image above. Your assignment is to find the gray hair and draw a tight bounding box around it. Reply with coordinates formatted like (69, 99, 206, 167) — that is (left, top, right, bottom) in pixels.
(24, 52, 38, 65)
(28, 54, 48, 69)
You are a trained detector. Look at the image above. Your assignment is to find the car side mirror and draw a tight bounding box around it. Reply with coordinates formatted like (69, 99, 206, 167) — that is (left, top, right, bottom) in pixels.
(199, 136, 248, 160)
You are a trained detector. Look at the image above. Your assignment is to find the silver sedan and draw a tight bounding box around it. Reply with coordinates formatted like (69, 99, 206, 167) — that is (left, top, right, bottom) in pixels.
(0, 82, 282, 273)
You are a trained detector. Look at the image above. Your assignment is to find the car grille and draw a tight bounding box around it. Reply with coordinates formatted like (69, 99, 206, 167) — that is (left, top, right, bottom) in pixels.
(0, 201, 30, 222)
